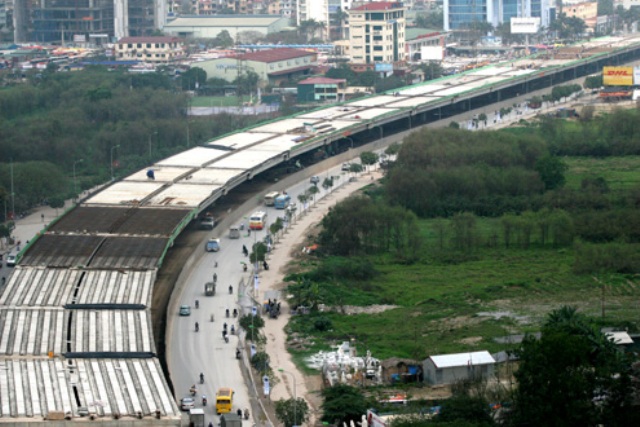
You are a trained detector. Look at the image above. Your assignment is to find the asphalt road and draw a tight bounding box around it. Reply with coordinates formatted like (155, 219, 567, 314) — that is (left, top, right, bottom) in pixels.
(167, 162, 353, 426)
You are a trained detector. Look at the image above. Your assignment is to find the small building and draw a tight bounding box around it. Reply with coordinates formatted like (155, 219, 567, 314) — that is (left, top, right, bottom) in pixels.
(405, 29, 448, 62)
(198, 48, 317, 86)
(381, 357, 423, 383)
(115, 36, 185, 63)
(423, 351, 495, 385)
(297, 77, 346, 103)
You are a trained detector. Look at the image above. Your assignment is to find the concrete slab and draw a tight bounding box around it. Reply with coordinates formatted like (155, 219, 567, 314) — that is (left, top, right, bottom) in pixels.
(85, 181, 164, 206)
(206, 131, 276, 150)
(124, 166, 192, 183)
(156, 146, 228, 168)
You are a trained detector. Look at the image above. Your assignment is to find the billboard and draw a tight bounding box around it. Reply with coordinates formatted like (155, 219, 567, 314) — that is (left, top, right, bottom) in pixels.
(603, 66, 633, 86)
(511, 17, 541, 34)
(421, 46, 444, 61)
(375, 63, 393, 72)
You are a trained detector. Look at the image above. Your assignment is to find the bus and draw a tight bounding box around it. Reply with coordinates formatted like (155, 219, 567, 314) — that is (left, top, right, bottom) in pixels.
(249, 211, 267, 230)
(264, 191, 280, 206)
(274, 194, 291, 209)
(215, 387, 234, 415)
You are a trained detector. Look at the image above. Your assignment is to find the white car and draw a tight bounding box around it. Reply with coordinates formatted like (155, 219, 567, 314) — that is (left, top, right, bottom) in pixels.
(5, 255, 16, 267)
(180, 397, 195, 411)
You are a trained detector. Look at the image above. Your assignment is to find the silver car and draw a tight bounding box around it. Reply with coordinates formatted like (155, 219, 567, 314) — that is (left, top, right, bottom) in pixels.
(180, 397, 195, 411)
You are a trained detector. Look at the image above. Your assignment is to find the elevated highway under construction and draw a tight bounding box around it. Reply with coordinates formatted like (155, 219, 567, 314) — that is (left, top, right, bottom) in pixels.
(2, 35, 640, 425)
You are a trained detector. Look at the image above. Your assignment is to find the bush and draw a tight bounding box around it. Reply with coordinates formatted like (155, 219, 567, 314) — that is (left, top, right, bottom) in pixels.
(313, 316, 332, 331)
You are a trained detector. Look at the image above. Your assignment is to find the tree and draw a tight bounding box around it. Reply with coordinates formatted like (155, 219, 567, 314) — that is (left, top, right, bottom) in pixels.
(321, 384, 370, 426)
(213, 30, 234, 48)
(419, 61, 443, 81)
(348, 163, 364, 175)
(49, 196, 65, 216)
(234, 71, 260, 96)
(322, 176, 334, 193)
(360, 151, 379, 171)
(414, 11, 444, 30)
(384, 142, 401, 156)
(297, 193, 309, 212)
(512, 306, 637, 426)
(535, 155, 567, 190)
(326, 64, 358, 85)
(307, 185, 319, 205)
(180, 67, 207, 90)
(275, 397, 309, 427)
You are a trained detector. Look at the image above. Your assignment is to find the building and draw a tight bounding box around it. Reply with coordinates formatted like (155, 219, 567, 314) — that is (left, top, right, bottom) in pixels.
(423, 351, 496, 385)
(297, 77, 347, 103)
(347, 2, 406, 65)
(298, 0, 330, 36)
(405, 28, 448, 62)
(163, 15, 289, 40)
(563, 0, 598, 31)
(13, 0, 163, 43)
(443, 0, 551, 32)
(115, 36, 185, 62)
(198, 48, 317, 85)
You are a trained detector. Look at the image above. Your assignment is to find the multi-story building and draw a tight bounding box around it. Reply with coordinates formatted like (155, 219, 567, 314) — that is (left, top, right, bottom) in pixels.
(297, 0, 330, 35)
(443, 0, 551, 32)
(563, 0, 598, 30)
(13, 0, 164, 43)
(115, 35, 185, 62)
(347, 1, 405, 65)
(280, 0, 296, 21)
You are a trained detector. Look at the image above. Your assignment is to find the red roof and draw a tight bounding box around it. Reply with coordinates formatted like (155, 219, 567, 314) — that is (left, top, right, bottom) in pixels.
(298, 77, 346, 85)
(118, 36, 183, 44)
(238, 48, 314, 63)
(350, 2, 403, 11)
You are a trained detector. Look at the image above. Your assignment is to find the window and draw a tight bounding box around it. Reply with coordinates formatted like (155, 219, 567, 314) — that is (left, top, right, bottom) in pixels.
(373, 35, 382, 41)
(287, 61, 291, 65)
(136, 43, 142, 48)
(270, 64, 275, 69)
(127, 43, 132, 48)
(373, 25, 383, 31)
(374, 46, 383, 51)
(146, 43, 151, 48)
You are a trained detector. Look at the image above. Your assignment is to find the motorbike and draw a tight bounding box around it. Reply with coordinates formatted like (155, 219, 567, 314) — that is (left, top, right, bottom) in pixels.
(202, 396, 207, 406)
(224, 335, 229, 343)
(190, 386, 197, 396)
(244, 408, 250, 420)
(243, 264, 248, 272)
(228, 285, 233, 294)
(233, 309, 238, 318)
(195, 300, 199, 309)
(230, 325, 235, 335)
(225, 309, 230, 318)
(236, 349, 241, 360)
(199, 373, 204, 384)
(195, 322, 199, 332)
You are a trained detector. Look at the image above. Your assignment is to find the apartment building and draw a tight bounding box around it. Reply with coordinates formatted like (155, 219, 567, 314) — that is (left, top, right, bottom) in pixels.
(347, 2, 405, 65)
(115, 35, 185, 62)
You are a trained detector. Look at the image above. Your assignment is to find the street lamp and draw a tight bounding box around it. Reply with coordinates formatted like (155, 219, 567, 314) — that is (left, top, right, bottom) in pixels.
(110, 145, 120, 181)
(278, 368, 297, 427)
(73, 159, 84, 197)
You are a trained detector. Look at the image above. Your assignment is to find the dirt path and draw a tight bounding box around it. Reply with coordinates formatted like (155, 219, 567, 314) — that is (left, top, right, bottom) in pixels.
(256, 171, 383, 424)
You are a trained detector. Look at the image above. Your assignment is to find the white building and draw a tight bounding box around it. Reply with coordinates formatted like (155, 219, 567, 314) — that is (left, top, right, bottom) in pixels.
(115, 36, 185, 63)
(423, 351, 496, 385)
(298, 0, 330, 37)
(347, 1, 406, 65)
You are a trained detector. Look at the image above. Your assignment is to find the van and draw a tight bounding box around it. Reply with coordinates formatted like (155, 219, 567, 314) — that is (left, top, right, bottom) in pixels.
(249, 211, 267, 230)
(215, 387, 234, 415)
(229, 226, 241, 239)
(264, 191, 280, 206)
(198, 215, 215, 230)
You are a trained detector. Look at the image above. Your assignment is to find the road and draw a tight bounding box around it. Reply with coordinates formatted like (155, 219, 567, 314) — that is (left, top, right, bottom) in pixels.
(167, 162, 353, 426)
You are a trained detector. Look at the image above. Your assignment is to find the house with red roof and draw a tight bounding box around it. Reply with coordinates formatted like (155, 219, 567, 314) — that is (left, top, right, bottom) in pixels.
(198, 48, 318, 85)
(346, 2, 406, 65)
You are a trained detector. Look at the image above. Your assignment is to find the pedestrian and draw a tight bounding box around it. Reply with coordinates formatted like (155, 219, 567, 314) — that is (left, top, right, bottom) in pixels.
(41, 213, 44, 222)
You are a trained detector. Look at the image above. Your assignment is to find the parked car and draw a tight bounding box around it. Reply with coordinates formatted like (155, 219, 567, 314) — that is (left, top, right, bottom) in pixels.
(179, 305, 191, 316)
(205, 238, 221, 252)
(5, 255, 16, 267)
(180, 397, 195, 411)
(310, 176, 320, 185)
(341, 163, 351, 172)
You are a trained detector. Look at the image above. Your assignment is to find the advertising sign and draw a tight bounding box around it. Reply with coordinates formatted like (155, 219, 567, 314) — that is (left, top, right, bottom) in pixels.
(420, 46, 444, 61)
(511, 17, 541, 34)
(375, 63, 393, 72)
(603, 66, 633, 86)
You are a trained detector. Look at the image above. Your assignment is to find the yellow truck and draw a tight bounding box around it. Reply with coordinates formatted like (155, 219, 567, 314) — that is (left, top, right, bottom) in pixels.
(216, 387, 234, 415)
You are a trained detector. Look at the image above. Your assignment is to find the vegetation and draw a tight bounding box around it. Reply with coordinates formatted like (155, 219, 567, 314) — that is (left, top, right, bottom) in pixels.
(321, 384, 371, 426)
(284, 113, 640, 363)
(275, 397, 310, 427)
(0, 67, 263, 219)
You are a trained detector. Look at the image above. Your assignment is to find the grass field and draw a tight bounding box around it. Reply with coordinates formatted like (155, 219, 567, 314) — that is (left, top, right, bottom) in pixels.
(285, 156, 640, 366)
(189, 96, 253, 107)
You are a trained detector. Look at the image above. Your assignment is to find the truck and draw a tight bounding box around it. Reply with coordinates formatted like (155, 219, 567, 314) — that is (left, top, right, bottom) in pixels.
(274, 193, 291, 209)
(189, 408, 205, 427)
(220, 413, 242, 427)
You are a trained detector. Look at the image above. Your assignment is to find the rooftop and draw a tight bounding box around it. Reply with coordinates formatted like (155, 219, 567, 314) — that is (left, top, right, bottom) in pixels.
(350, 2, 405, 11)
(298, 77, 346, 85)
(165, 15, 286, 27)
(117, 36, 183, 44)
(429, 351, 495, 368)
(239, 48, 315, 63)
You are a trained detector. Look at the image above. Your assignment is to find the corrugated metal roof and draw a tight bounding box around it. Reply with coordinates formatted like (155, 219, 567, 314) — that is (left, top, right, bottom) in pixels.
(165, 15, 285, 28)
(118, 36, 183, 44)
(429, 351, 495, 368)
(0, 268, 155, 307)
(239, 48, 314, 63)
(0, 358, 180, 419)
(606, 331, 634, 345)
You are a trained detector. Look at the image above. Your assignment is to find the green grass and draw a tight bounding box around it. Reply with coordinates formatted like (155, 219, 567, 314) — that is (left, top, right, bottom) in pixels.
(564, 156, 640, 190)
(189, 96, 253, 107)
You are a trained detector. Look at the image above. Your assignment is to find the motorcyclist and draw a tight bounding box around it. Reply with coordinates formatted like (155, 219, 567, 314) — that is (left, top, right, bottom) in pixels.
(195, 300, 199, 309)
(190, 385, 197, 396)
(202, 395, 207, 406)
(243, 263, 247, 272)
(199, 373, 204, 384)
(225, 308, 230, 318)
(213, 273, 217, 283)
(195, 322, 199, 332)
(233, 308, 238, 317)
(242, 245, 248, 256)
(230, 325, 235, 335)
(236, 349, 241, 359)
(244, 408, 250, 420)
(223, 322, 228, 331)
(229, 285, 233, 294)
